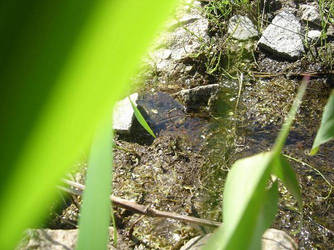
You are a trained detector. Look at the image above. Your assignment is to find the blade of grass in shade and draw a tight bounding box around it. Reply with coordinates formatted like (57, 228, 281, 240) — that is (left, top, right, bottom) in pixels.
(204, 79, 307, 250)
(128, 96, 156, 138)
(0, 0, 177, 248)
(272, 155, 302, 210)
(203, 152, 276, 250)
(311, 90, 334, 155)
(76, 121, 113, 250)
(273, 78, 308, 154)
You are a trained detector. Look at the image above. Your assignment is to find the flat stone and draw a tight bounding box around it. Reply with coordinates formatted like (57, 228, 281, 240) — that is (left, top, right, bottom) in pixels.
(300, 4, 321, 25)
(112, 93, 138, 134)
(258, 11, 304, 60)
(228, 15, 258, 40)
(19, 228, 117, 250)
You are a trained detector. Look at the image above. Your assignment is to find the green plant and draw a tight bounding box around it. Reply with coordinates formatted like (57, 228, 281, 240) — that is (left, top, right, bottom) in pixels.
(311, 90, 334, 155)
(129, 96, 156, 138)
(204, 80, 306, 249)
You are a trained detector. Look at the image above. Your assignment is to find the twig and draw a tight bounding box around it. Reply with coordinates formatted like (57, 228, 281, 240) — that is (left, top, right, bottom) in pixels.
(251, 70, 334, 78)
(60, 179, 221, 228)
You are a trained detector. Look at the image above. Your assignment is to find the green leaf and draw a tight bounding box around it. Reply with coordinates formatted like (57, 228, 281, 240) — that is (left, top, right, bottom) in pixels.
(272, 155, 302, 210)
(311, 90, 334, 155)
(273, 80, 307, 153)
(129, 96, 156, 138)
(0, 1, 177, 248)
(203, 152, 276, 250)
(204, 81, 307, 250)
(249, 181, 279, 250)
(76, 121, 112, 250)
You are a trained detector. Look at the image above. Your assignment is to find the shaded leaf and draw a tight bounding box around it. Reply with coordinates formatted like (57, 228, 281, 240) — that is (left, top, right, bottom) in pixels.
(311, 90, 334, 155)
(203, 152, 275, 250)
(76, 121, 112, 250)
(272, 155, 302, 209)
(249, 181, 279, 250)
(129, 96, 156, 138)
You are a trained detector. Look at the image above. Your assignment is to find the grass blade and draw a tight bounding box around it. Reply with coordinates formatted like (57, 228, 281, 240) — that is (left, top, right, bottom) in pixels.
(76, 121, 112, 250)
(272, 155, 302, 210)
(273, 79, 307, 153)
(128, 96, 156, 138)
(311, 90, 334, 155)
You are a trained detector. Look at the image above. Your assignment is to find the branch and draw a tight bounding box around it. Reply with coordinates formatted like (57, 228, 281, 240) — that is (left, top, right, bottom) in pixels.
(60, 179, 221, 228)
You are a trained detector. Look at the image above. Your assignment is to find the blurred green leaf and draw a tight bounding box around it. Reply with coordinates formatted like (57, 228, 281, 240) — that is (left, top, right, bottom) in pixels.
(76, 121, 112, 250)
(0, 0, 177, 248)
(129, 96, 156, 138)
(249, 181, 278, 249)
(311, 90, 334, 155)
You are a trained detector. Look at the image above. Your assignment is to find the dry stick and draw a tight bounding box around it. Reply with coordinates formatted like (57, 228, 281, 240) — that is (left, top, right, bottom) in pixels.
(60, 179, 221, 228)
(251, 70, 334, 78)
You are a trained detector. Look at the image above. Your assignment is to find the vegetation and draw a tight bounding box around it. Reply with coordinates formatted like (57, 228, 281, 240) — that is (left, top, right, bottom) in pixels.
(1, 0, 333, 249)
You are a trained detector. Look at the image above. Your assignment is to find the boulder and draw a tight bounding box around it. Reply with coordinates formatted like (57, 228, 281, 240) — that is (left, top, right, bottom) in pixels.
(112, 93, 138, 134)
(228, 15, 258, 40)
(258, 11, 304, 60)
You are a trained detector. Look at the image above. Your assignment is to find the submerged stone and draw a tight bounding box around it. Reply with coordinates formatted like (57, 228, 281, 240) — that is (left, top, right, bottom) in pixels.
(178, 84, 220, 112)
(258, 11, 304, 60)
(228, 15, 258, 40)
(112, 93, 138, 134)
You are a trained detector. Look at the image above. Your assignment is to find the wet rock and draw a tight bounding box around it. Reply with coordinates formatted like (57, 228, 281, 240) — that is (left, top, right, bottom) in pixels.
(148, 2, 209, 73)
(137, 91, 207, 139)
(262, 228, 298, 250)
(178, 84, 220, 112)
(112, 93, 138, 134)
(300, 4, 321, 25)
(228, 15, 258, 40)
(180, 229, 297, 250)
(258, 11, 304, 60)
(19, 228, 117, 250)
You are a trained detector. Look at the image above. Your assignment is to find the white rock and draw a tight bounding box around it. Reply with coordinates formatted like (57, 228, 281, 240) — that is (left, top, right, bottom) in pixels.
(300, 4, 321, 24)
(258, 11, 304, 60)
(262, 228, 298, 250)
(20, 228, 117, 250)
(180, 229, 297, 250)
(228, 15, 258, 40)
(148, 9, 209, 74)
(307, 30, 321, 41)
(112, 93, 138, 134)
